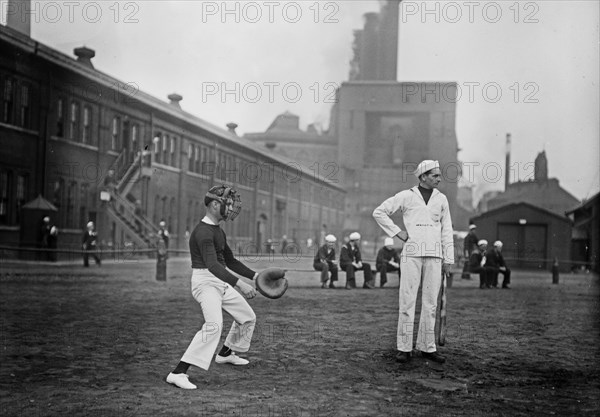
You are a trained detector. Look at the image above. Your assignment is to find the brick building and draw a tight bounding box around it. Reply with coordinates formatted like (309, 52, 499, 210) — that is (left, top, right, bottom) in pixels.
(0, 25, 345, 256)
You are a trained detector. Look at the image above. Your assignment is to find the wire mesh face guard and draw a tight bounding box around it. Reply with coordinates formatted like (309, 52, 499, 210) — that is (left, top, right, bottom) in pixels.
(206, 185, 242, 221)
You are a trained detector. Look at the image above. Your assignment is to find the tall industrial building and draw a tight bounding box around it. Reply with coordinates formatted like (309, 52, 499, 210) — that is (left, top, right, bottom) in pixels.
(247, 0, 462, 251)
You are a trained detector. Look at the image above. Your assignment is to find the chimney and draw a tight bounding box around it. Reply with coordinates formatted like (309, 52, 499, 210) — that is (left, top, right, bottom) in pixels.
(359, 12, 380, 80)
(226, 122, 238, 136)
(168, 93, 183, 109)
(505, 133, 511, 190)
(6, 0, 31, 37)
(73, 47, 95, 68)
(377, 0, 400, 80)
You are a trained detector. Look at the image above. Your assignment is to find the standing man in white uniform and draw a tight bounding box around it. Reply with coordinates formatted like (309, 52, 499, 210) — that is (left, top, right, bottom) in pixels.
(373, 160, 454, 365)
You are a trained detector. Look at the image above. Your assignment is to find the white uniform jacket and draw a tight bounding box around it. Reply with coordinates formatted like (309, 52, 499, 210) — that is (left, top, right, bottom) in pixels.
(373, 186, 455, 264)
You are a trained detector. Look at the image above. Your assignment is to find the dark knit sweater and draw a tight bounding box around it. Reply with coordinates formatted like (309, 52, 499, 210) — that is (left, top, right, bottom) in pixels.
(189, 221, 255, 286)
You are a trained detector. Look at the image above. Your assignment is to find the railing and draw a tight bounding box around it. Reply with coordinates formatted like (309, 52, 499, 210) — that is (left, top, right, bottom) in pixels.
(116, 152, 143, 195)
(107, 149, 130, 180)
(108, 190, 159, 245)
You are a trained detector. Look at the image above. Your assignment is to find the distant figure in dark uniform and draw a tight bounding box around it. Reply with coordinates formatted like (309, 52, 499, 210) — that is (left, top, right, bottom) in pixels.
(469, 240, 495, 289)
(158, 220, 170, 248)
(40, 216, 59, 261)
(485, 240, 511, 289)
(461, 224, 479, 279)
(82, 221, 101, 267)
(266, 238, 275, 255)
(40, 216, 52, 261)
(376, 237, 400, 287)
(313, 234, 338, 288)
(340, 232, 374, 289)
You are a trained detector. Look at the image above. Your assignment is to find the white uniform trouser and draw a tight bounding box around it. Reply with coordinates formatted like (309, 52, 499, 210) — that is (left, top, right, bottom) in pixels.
(397, 256, 442, 353)
(180, 269, 256, 370)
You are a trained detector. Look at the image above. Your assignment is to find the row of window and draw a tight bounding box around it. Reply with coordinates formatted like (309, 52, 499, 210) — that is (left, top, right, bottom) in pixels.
(55, 97, 146, 159)
(153, 132, 178, 167)
(50, 178, 94, 230)
(153, 195, 177, 232)
(2, 76, 32, 129)
(0, 170, 28, 226)
(3, 73, 342, 204)
(52, 95, 342, 204)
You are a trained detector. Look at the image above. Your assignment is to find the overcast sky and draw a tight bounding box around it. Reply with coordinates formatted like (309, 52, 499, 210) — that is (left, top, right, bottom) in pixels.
(5, 0, 598, 203)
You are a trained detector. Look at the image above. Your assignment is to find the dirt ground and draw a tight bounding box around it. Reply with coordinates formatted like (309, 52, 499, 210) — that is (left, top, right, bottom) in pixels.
(1, 255, 599, 417)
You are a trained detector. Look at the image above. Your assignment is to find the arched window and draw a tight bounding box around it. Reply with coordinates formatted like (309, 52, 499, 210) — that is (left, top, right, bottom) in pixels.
(0, 171, 9, 224)
(161, 197, 167, 222)
(82, 106, 91, 144)
(3, 78, 14, 124)
(67, 181, 77, 228)
(56, 97, 64, 137)
(162, 134, 168, 165)
(20, 84, 30, 128)
(111, 116, 120, 150)
(153, 195, 160, 224)
(153, 132, 161, 164)
(16, 174, 27, 224)
(69, 101, 80, 141)
(79, 183, 89, 229)
(53, 178, 65, 227)
(170, 137, 177, 167)
(169, 197, 176, 233)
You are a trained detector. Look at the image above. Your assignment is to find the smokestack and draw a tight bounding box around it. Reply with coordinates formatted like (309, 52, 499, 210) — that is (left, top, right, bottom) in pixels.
(505, 133, 511, 190)
(377, 0, 400, 80)
(359, 12, 380, 80)
(6, 0, 31, 37)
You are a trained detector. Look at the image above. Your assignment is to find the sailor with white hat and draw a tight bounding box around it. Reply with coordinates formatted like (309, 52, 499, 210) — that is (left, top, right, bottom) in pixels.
(373, 159, 454, 365)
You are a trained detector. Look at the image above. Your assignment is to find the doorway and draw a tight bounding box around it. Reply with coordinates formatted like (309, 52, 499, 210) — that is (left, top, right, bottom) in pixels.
(497, 223, 548, 269)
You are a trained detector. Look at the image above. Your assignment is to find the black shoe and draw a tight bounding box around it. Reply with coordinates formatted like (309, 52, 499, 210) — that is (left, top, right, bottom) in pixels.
(421, 351, 445, 364)
(502, 285, 511, 289)
(362, 285, 371, 289)
(329, 284, 336, 289)
(321, 283, 327, 289)
(396, 351, 411, 364)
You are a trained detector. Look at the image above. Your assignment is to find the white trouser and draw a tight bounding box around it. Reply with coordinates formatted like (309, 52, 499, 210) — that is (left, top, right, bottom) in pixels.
(180, 269, 256, 370)
(397, 256, 442, 353)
